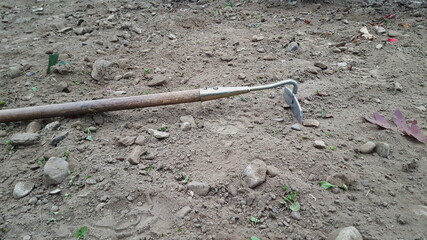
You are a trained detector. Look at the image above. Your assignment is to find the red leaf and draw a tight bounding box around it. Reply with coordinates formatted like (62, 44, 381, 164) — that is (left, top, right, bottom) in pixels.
(392, 110, 427, 144)
(388, 38, 398, 42)
(364, 112, 391, 129)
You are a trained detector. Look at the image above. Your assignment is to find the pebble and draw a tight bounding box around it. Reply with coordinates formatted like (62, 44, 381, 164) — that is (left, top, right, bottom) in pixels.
(135, 135, 147, 145)
(266, 165, 280, 177)
(8, 66, 22, 78)
(13, 182, 35, 199)
(358, 141, 376, 154)
(287, 41, 299, 51)
(376, 142, 390, 158)
(168, 33, 177, 40)
(375, 26, 386, 34)
(148, 129, 170, 139)
(376, 44, 384, 49)
(123, 71, 135, 79)
(303, 119, 320, 128)
(326, 173, 350, 187)
(314, 62, 328, 70)
(26, 121, 42, 133)
(237, 73, 246, 79)
(11, 133, 40, 146)
(147, 76, 167, 87)
(175, 206, 192, 218)
(327, 226, 362, 240)
(43, 157, 70, 185)
(44, 121, 60, 131)
(394, 82, 403, 91)
(180, 115, 197, 128)
(85, 178, 97, 185)
(91, 59, 113, 81)
(388, 30, 402, 37)
(50, 132, 68, 146)
(181, 122, 191, 131)
(252, 35, 264, 42)
(117, 136, 136, 146)
(28, 197, 38, 204)
(291, 124, 301, 131)
(263, 55, 276, 61)
(337, 62, 347, 67)
(0, 130, 7, 137)
(23, 235, 32, 240)
(126, 146, 144, 165)
(188, 181, 210, 196)
(49, 188, 61, 194)
(93, 114, 104, 125)
(95, 203, 106, 212)
(414, 105, 426, 113)
(290, 211, 302, 221)
(314, 140, 326, 149)
(55, 81, 69, 92)
(332, 48, 341, 53)
(243, 159, 267, 188)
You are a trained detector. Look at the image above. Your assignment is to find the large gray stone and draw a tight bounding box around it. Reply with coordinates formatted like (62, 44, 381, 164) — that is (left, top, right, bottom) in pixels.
(126, 146, 143, 165)
(91, 59, 113, 81)
(376, 142, 390, 158)
(243, 160, 267, 188)
(187, 181, 210, 196)
(10, 133, 40, 146)
(358, 141, 376, 154)
(327, 226, 363, 240)
(13, 182, 35, 199)
(180, 115, 197, 128)
(26, 121, 42, 133)
(43, 157, 70, 185)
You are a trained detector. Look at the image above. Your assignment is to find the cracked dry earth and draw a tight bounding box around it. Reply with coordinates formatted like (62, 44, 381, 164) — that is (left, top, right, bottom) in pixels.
(0, 0, 426, 239)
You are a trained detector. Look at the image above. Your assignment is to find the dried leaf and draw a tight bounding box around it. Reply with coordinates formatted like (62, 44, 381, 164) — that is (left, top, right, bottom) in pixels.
(392, 110, 427, 144)
(364, 112, 391, 129)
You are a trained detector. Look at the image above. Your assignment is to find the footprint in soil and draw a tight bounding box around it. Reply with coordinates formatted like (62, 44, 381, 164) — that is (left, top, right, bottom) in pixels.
(204, 115, 251, 134)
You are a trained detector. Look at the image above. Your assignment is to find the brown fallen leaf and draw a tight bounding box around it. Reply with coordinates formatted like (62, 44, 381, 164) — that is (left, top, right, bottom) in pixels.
(392, 110, 427, 144)
(364, 112, 392, 129)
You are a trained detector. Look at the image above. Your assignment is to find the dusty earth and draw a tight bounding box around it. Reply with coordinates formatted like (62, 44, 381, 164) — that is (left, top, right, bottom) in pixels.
(0, 0, 426, 239)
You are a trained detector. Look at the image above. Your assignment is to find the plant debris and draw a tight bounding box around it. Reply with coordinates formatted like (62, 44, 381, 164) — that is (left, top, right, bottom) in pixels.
(364, 112, 391, 129)
(392, 110, 427, 144)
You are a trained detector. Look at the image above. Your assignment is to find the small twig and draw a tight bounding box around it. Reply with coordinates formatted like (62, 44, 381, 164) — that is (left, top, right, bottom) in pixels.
(309, 194, 316, 201)
(365, 190, 370, 197)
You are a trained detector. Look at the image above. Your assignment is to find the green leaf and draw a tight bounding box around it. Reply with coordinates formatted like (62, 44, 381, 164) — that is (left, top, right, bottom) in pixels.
(47, 53, 59, 74)
(250, 237, 261, 240)
(85, 135, 93, 141)
(0, 101, 6, 105)
(341, 184, 349, 191)
(74, 226, 89, 239)
(327, 146, 338, 151)
(289, 202, 301, 212)
(319, 181, 336, 189)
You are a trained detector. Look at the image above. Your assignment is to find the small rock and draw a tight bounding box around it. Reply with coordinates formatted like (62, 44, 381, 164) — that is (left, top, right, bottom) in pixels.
(126, 146, 144, 165)
(314, 62, 328, 70)
(394, 82, 403, 91)
(13, 182, 35, 199)
(220, 55, 234, 62)
(175, 206, 192, 218)
(181, 122, 191, 131)
(314, 140, 326, 149)
(337, 62, 347, 67)
(327, 226, 363, 240)
(263, 55, 276, 61)
(11, 133, 40, 146)
(303, 119, 320, 128)
(91, 59, 113, 81)
(148, 129, 170, 139)
(375, 26, 386, 34)
(123, 71, 135, 79)
(266, 165, 280, 177)
(358, 141, 376, 154)
(252, 35, 264, 42)
(332, 48, 342, 53)
(147, 76, 167, 87)
(376, 44, 384, 49)
(291, 124, 301, 131)
(287, 42, 299, 51)
(343, 19, 349, 24)
(188, 181, 210, 196)
(180, 115, 197, 128)
(0, 130, 7, 137)
(52, 65, 73, 75)
(117, 136, 136, 146)
(50, 132, 68, 146)
(28, 197, 38, 204)
(44, 121, 60, 131)
(54, 81, 69, 93)
(168, 33, 177, 40)
(376, 142, 390, 158)
(95, 203, 106, 212)
(326, 173, 350, 187)
(58, 27, 72, 33)
(290, 211, 302, 221)
(414, 105, 426, 113)
(43, 157, 70, 185)
(306, 68, 318, 75)
(8, 66, 22, 78)
(243, 159, 267, 188)
(237, 73, 246, 79)
(26, 121, 42, 133)
(23, 235, 32, 240)
(388, 30, 402, 37)
(85, 178, 97, 185)
(49, 188, 61, 194)
(93, 114, 104, 125)
(135, 135, 147, 145)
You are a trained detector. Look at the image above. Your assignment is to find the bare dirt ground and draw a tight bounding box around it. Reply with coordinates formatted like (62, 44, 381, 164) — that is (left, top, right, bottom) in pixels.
(0, 0, 426, 239)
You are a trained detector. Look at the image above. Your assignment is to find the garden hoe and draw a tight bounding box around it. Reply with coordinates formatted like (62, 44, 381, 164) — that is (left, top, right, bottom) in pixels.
(0, 79, 303, 123)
